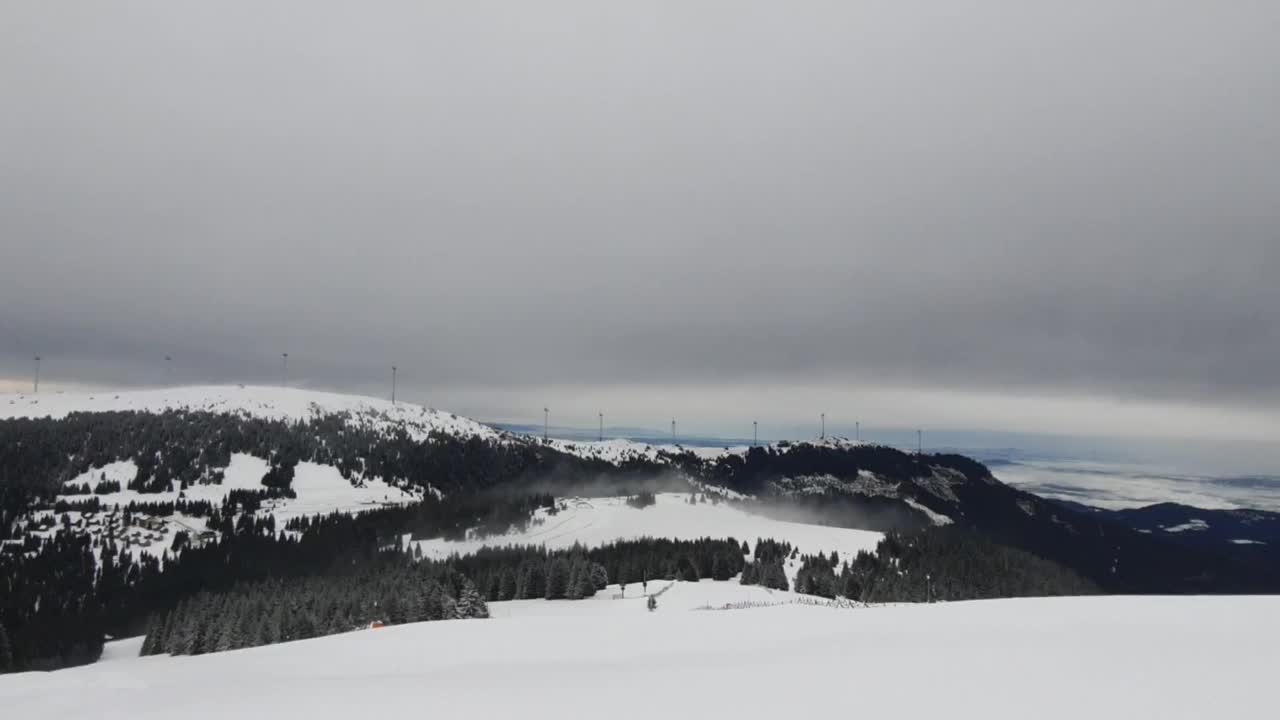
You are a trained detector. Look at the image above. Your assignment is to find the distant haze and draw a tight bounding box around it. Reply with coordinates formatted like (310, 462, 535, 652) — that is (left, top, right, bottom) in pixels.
(2, 3, 1277, 456)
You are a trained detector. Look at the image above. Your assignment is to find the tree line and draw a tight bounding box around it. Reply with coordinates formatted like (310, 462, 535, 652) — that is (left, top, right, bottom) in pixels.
(0, 408, 678, 526)
(791, 525, 1100, 602)
(141, 558, 488, 657)
(444, 537, 749, 601)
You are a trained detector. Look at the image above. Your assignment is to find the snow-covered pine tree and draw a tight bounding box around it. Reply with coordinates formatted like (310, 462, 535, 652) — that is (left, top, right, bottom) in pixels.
(151, 610, 174, 655)
(589, 562, 609, 591)
(440, 593, 460, 620)
(162, 600, 186, 655)
(566, 561, 582, 600)
(229, 604, 254, 650)
(139, 615, 158, 656)
(456, 579, 489, 619)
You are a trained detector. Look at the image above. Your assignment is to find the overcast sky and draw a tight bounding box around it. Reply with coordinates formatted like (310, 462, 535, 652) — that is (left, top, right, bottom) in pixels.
(1, 2, 1277, 449)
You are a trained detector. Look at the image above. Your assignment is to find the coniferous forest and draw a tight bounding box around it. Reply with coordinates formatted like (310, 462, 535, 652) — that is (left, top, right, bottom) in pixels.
(140, 561, 489, 657)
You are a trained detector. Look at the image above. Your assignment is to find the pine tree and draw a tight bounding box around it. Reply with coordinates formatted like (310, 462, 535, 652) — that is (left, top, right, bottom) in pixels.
(545, 558, 571, 600)
(0, 622, 12, 673)
(711, 554, 726, 580)
(384, 594, 405, 625)
(139, 615, 157, 656)
(293, 611, 317, 640)
(589, 562, 609, 591)
(570, 560, 597, 599)
(236, 606, 259, 648)
(405, 583, 429, 622)
(440, 594, 460, 620)
(676, 555, 700, 582)
(455, 579, 489, 619)
(499, 567, 517, 601)
(763, 561, 789, 591)
(566, 561, 582, 600)
(214, 602, 243, 652)
(326, 606, 350, 636)
(260, 606, 283, 646)
(152, 611, 174, 655)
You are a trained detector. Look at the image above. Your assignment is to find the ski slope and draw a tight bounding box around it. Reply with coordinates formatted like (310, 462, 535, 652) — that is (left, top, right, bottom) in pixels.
(5, 593, 1275, 719)
(412, 493, 884, 583)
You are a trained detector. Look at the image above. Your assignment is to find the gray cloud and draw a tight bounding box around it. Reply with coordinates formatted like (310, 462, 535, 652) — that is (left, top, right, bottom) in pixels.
(2, 2, 1277, 433)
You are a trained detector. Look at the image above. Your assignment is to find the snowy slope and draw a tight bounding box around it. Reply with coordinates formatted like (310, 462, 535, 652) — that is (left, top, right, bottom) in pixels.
(412, 493, 883, 583)
(0, 385, 503, 442)
(4, 386, 501, 559)
(59, 455, 418, 519)
(1, 386, 736, 468)
(6, 594, 1276, 719)
(29, 453, 420, 562)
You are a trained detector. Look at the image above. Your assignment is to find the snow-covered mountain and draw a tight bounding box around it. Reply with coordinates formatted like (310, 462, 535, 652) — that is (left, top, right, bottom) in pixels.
(6, 384, 1279, 617)
(1, 385, 503, 442)
(2, 386, 506, 561)
(8, 382, 1280, 683)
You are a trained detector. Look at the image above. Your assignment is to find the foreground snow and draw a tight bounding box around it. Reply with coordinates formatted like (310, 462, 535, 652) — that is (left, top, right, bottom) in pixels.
(411, 493, 884, 583)
(5, 593, 1276, 719)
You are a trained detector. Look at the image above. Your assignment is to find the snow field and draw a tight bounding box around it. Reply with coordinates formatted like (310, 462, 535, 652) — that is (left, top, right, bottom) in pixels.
(411, 493, 885, 584)
(5, 594, 1276, 719)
